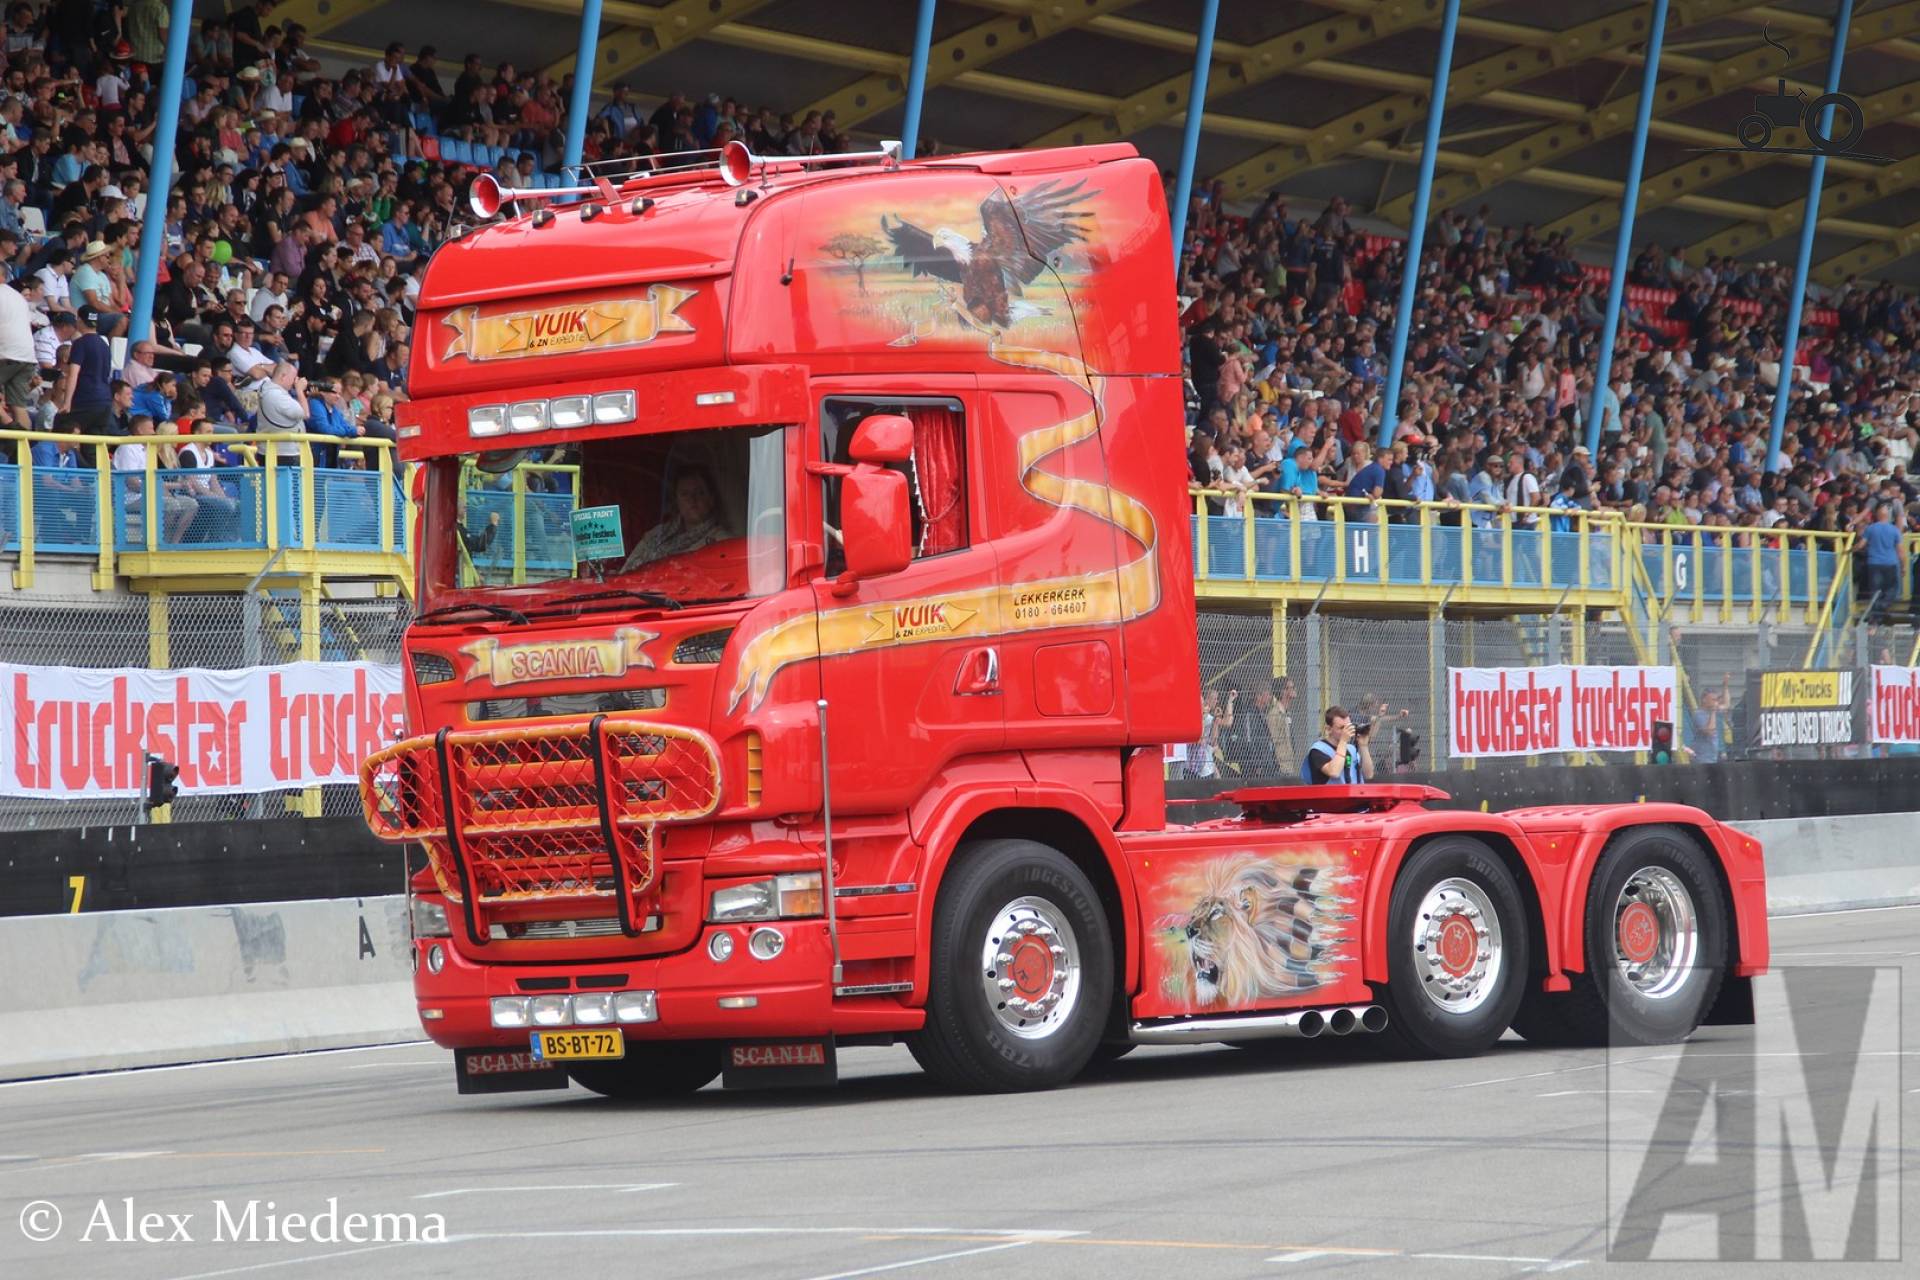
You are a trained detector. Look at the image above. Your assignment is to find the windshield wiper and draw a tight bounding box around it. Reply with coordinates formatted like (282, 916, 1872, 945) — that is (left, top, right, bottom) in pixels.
(534, 589, 683, 614)
(414, 603, 530, 626)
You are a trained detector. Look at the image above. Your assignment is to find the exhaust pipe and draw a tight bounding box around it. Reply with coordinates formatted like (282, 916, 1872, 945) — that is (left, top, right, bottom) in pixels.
(1128, 1004, 1388, 1046)
(1130, 1008, 1325, 1045)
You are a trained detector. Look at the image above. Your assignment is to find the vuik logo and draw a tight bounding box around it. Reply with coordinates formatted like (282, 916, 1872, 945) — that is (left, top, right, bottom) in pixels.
(865, 600, 978, 643)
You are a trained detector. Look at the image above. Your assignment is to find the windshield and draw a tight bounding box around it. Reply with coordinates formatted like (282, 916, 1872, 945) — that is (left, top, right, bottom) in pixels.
(420, 424, 788, 612)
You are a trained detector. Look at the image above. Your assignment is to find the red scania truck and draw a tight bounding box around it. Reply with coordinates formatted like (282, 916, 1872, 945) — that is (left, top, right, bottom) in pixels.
(360, 140, 1768, 1097)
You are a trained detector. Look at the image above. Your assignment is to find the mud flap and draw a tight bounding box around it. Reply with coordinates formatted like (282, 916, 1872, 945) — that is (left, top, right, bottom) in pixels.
(454, 1047, 570, 1094)
(1703, 973, 1755, 1026)
(721, 1037, 838, 1089)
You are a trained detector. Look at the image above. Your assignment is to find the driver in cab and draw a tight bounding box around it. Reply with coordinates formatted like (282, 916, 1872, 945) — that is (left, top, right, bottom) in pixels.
(620, 470, 724, 571)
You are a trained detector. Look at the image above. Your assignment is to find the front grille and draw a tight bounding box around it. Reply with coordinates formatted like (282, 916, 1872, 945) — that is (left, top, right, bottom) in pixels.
(360, 716, 720, 944)
(492, 916, 659, 941)
(468, 688, 666, 722)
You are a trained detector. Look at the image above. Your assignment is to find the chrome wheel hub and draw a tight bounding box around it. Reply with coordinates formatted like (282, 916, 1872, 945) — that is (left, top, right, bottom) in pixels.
(1613, 866, 1699, 1000)
(979, 895, 1081, 1040)
(1413, 877, 1504, 1015)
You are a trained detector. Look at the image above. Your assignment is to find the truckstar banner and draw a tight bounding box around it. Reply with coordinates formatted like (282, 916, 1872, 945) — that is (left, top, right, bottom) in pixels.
(1743, 669, 1864, 754)
(1869, 665, 1920, 745)
(1, 662, 404, 799)
(1448, 665, 1677, 758)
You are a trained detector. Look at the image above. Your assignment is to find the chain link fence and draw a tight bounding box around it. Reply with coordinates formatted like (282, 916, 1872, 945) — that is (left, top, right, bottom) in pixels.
(0, 592, 411, 830)
(1193, 606, 1851, 782)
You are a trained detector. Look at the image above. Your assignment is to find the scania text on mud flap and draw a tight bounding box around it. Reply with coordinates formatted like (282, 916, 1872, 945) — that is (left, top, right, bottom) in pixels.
(363, 141, 1769, 1098)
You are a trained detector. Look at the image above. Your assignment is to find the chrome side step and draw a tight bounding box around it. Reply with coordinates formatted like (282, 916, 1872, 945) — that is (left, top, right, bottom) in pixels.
(1130, 1003, 1388, 1045)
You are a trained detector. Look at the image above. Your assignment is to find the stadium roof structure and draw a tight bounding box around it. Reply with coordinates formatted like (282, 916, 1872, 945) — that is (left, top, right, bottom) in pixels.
(279, 0, 1920, 284)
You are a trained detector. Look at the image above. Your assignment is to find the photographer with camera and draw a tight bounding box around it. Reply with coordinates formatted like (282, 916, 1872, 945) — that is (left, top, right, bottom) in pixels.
(1301, 704, 1374, 786)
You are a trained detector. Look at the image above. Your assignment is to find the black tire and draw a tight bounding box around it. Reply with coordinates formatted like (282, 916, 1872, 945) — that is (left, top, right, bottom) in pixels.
(907, 838, 1113, 1092)
(566, 1042, 722, 1099)
(1512, 826, 1727, 1048)
(1737, 113, 1772, 150)
(1375, 836, 1530, 1058)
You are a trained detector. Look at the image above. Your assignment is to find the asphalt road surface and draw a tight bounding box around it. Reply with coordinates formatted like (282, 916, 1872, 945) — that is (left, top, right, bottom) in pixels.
(3, 905, 1914, 1280)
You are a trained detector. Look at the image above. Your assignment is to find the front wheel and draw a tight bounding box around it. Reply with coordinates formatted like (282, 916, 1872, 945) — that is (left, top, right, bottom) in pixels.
(1375, 837, 1530, 1058)
(908, 838, 1113, 1092)
(566, 1042, 722, 1099)
(1512, 826, 1727, 1047)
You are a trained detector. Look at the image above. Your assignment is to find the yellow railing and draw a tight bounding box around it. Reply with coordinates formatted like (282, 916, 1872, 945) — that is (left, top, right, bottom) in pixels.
(1188, 488, 1626, 606)
(1623, 522, 1852, 625)
(2, 428, 410, 590)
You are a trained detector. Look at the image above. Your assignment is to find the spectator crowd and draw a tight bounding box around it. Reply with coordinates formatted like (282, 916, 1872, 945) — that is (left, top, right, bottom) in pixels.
(1176, 182, 1920, 621)
(0, 0, 868, 547)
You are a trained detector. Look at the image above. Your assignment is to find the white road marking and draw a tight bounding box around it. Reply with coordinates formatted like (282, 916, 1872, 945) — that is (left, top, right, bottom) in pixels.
(161, 1241, 418, 1280)
(414, 1182, 677, 1199)
(443, 1227, 1083, 1240)
(1535, 1089, 1662, 1098)
(1446, 1060, 1611, 1089)
(1412, 1253, 1586, 1270)
(798, 1239, 1031, 1280)
(344, 1061, 444, 1070)
(1771, 903, 1920, 920)
(0, 1042, 430, 1089)
(1267, 1249, 1338, 1263)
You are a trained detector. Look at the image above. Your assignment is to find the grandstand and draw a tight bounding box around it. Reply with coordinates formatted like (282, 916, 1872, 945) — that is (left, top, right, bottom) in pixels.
(2, 0, 1918, 827)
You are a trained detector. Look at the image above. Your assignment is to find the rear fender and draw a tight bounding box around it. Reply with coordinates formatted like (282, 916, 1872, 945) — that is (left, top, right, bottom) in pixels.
(908, 779, 1139, 1003)
(1505, 804, 1769, 977)
(1359, 810, 1566, 986)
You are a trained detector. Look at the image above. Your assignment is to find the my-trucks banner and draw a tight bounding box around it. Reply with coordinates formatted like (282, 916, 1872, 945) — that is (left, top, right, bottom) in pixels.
(1870, 666, 1920, 745)
(1743, 669, 1864, 754)
(1, 662, 404, 799)
(1448, 665, 1677, 758)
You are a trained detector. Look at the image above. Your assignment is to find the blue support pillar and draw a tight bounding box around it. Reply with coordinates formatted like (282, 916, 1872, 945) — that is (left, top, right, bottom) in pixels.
(1377, 0, 1460, 447)
(562, 0, 605, 179)
(1585, 0, 1671, 458)
(900, 0, 938, 160)
(126, 0, 194, 347)
(1768, 0, 1855, 472)
(1168, 0, 1220, 277)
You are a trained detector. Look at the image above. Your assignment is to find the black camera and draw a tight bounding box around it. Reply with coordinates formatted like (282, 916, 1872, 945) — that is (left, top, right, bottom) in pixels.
(1352, 717, 1372, 737)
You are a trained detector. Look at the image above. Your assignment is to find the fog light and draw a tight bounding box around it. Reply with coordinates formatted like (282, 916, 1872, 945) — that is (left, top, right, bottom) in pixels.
(426, 943, 446, 974)
(508, 400, 548, 433)
(708, 931, 735, 962)
(571, 993, 613, 1025)
(547, 395, 591, 428)
(529, 994, 571, 1026)
(747, 927, 785, 961)
(613, 991, 657, 1023)
(489, 997, 531, 1028)
(594, 390, 636, 423)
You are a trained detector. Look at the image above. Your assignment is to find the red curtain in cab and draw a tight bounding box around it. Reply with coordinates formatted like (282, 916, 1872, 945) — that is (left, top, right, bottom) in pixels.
(908, 404, 966, 556)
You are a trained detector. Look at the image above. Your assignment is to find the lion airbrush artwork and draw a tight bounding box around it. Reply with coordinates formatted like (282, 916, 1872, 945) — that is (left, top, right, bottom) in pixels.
(1153, 853, 1357, 1010)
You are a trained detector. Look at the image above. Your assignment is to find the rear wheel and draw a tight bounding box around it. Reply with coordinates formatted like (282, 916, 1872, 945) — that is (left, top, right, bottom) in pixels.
(908, 838, 1113, 1092)
(1512, 826, 1727, 1047)
(1376, 837, 1529, 1058)
(566, 1042, 722, 1099)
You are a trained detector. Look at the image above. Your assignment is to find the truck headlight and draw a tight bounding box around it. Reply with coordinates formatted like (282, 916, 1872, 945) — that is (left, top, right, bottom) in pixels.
(613, 991, 657, 1023)
(709, 880, 776, 922)
(529, 995, 571, 1026)
(411, 899, 451, 938)
(490, 997, 531, 1028)
(708, 872, 823, 922)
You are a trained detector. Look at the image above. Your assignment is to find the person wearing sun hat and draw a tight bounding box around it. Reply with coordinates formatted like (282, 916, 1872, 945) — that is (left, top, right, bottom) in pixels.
(69, 240, 124, 337)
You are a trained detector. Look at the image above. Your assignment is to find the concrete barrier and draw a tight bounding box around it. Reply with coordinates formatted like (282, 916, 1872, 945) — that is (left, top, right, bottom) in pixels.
(0, 896, 417, 1081)
(1742, 811, 1920, 914)
(2, 811, 1916, 1080)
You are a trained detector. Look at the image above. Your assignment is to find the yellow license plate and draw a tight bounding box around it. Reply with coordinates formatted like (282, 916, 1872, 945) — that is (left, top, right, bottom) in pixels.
(529, 1029, 625, 1061)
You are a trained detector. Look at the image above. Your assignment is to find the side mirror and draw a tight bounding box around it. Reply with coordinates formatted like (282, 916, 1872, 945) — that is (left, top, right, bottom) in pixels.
(837, 465, 911, 590)
(849, 414, 914, 465)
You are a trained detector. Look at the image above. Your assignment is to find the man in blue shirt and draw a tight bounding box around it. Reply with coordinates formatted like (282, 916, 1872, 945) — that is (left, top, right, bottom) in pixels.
(1862, 504, 1904, 621)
